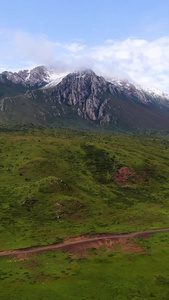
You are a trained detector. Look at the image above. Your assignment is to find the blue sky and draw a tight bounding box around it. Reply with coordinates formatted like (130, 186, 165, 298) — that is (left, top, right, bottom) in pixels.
(1, 0, 169, 91)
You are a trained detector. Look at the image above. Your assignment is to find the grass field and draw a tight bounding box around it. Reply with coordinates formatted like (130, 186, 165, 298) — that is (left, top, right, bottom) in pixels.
(1, 232, 169, 299)
(1, 127, 169, 298)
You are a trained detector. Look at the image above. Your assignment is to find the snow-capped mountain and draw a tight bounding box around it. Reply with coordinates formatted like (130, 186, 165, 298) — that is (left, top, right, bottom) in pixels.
(1, 65, 169, 103)
(0, 66, 49, 87)
(0, 66, 68, 88)
(1, 66, 169, 132)
(107, 77, 169, 104)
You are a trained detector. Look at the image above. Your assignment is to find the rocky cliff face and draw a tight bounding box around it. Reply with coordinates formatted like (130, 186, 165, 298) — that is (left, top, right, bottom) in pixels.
(40, 69, 169, 125)
(0, 66, 49, 87)
(46, 70, 110, 121)
(1, 66, 169, 131)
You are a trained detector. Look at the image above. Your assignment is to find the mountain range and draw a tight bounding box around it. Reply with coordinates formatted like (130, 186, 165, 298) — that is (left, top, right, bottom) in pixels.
(1, 65, 169, 132)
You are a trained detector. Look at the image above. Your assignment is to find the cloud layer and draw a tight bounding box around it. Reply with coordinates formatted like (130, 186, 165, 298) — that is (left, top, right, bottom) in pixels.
(0, 30, 169, 92)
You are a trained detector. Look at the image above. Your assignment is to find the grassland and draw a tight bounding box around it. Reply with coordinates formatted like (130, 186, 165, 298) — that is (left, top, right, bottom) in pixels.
(1, 127, 169, 299)
(1, 232, 169, 299)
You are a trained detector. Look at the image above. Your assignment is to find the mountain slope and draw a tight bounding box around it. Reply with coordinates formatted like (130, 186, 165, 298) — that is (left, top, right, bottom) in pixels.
(1, 66, 169, 132)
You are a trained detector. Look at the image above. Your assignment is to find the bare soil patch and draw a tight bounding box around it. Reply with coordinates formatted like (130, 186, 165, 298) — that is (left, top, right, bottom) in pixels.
(65, 237, 145, 258)
(1, 228, 169, 258)
(114, 166, 149, 187)
(114, 166, 134, 186)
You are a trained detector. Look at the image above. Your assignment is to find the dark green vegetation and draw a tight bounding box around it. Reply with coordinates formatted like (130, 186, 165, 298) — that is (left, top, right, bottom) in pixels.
(1, 127, 169, 299)
(0, 81, 27, 100)
(1, 233, 169, 299)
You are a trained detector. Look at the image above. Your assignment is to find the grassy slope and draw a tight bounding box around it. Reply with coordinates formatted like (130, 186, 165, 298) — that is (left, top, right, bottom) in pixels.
(1, 128, 169, 250)
(1, 128, 169, 299)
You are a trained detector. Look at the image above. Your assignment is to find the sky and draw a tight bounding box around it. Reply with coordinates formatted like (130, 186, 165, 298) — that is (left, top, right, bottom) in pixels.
(1, 0, 169, 92)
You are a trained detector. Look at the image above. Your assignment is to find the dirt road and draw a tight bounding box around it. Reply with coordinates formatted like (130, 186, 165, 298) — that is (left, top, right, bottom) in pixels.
(1, 228, 169, 257)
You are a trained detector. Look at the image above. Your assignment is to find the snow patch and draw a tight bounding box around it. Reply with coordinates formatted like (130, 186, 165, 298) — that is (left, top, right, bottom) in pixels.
(107, 76, 169, 101)
(42, 69, 69, 89)
(138, 85, 169, 100)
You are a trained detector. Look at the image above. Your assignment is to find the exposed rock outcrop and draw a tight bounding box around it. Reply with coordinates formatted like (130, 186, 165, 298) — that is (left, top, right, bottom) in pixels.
(1, 66, 49, 88)
(1, 66, 169, 131)
(47, 70, 111, 122)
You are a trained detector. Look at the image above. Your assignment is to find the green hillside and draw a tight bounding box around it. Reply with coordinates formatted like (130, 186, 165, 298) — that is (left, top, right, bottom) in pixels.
(1, 128, 169, 299)
(1, 232, 169, 300)
(1, 128, 169, 250)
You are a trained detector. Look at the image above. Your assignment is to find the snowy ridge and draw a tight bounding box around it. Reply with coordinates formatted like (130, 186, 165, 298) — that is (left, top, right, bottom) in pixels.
(139, 85, 169, 100)
(107, 77, 169, 102)
(42, 69, 69, 89)
(41, 69, 95, 89)
(1, 65, 169, 104)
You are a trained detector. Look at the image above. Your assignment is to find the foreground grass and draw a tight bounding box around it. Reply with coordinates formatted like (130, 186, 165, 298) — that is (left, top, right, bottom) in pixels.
(1, 128, 169, 250)
(1, 232, 169, 299)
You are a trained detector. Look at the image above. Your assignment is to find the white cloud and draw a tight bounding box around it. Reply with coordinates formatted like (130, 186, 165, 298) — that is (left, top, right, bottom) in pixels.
(87, 37, 169, 92)
(1, 31, 169, 92)
(13, 31, 61, 64)
(65, 42, 86, 53)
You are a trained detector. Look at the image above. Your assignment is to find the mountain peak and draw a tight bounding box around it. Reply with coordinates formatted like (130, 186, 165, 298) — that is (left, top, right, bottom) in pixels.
(73, 69, 96, 76)
(1, 65, 169, 131)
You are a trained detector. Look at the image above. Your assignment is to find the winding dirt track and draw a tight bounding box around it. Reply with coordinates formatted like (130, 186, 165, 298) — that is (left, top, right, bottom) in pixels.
(1, 228, 169, 258)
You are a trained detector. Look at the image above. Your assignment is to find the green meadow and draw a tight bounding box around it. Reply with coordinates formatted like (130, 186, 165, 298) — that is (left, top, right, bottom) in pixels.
(1, 127, 169, 299)
(1, 232, 169, 300)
